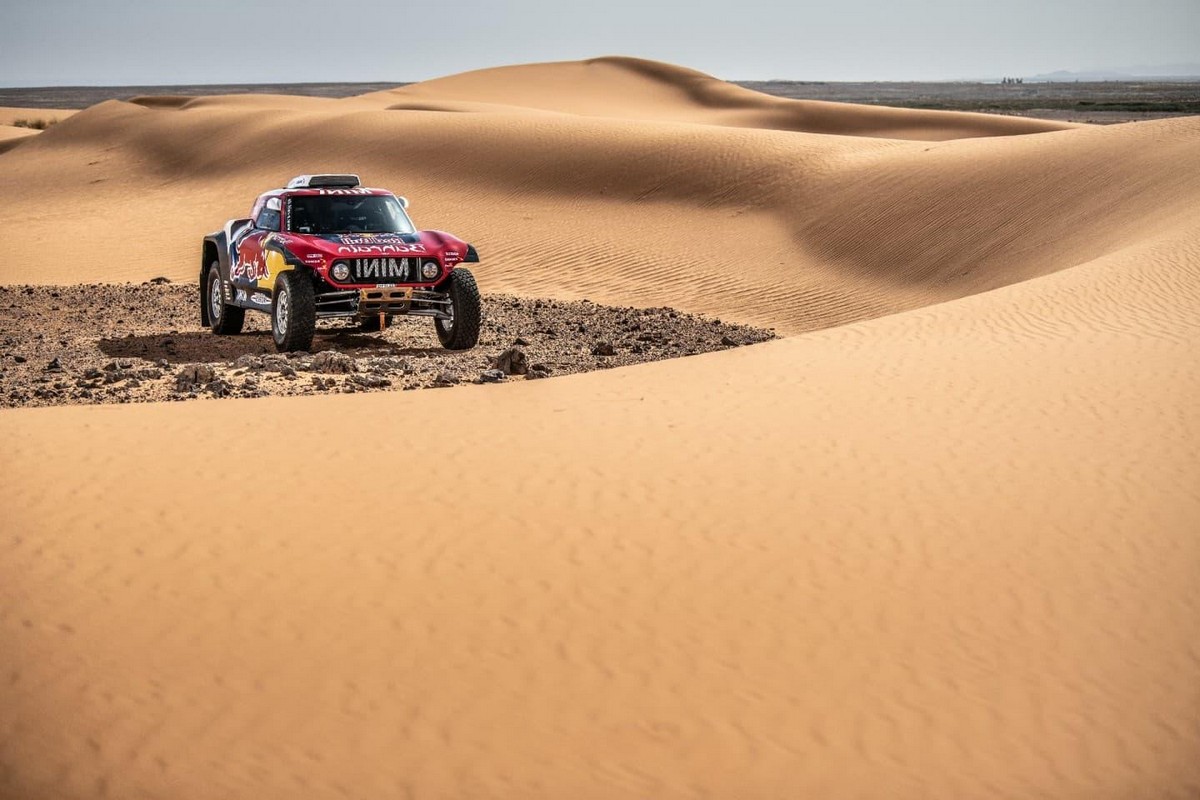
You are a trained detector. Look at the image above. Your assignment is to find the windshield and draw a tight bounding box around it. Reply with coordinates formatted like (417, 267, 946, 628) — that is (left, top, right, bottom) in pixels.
(287, 195, 415, 235)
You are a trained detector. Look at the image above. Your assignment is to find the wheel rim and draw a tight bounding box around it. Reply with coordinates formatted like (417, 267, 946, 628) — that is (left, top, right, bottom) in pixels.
(209, 275, 222, 321)
(441, 295, 455, 332)
(276, 291, 290, 335)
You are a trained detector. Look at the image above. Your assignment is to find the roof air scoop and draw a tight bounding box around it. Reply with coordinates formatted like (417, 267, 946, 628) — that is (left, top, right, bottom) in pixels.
(286, 174, 361, 189)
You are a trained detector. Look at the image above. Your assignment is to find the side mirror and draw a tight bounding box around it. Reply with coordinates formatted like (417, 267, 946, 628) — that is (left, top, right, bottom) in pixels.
(397, 196, 409, 210)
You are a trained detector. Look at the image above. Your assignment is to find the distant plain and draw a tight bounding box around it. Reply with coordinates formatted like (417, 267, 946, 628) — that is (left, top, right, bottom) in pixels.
(3, 78, 1197, 123)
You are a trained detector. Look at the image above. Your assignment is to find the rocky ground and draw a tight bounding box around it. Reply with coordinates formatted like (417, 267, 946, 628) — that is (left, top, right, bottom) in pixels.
(0, 283, 775, 408)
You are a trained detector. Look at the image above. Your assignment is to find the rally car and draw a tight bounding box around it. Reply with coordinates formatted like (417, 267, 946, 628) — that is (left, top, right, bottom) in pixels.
(200, 174, 481, 352)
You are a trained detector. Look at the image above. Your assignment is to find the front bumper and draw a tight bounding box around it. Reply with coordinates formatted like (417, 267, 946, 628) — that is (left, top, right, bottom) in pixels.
(314, 288, 452, 320)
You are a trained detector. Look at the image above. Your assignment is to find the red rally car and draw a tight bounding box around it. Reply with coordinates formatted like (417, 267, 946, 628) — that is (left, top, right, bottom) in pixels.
(200, 174, 482, 352)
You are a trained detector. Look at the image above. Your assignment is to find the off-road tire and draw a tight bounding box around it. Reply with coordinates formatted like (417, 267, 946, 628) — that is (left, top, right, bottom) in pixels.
(360, 314, 394, 333)
(435, 267, 481, 350)
(272, 271, 316, 352)
(207, 263, 245, 335)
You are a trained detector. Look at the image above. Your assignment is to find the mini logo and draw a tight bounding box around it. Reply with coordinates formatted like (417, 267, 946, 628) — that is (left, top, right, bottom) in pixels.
(355, 258, 412, 281)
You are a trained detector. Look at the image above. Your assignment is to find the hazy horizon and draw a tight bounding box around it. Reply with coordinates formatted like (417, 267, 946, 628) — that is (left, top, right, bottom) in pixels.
(2, 0, 1197, 88)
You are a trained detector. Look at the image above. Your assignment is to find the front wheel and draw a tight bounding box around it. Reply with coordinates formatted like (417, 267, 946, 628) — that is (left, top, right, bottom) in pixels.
(434, 268, 481, 350)
(207, 263, 245, 335)
(272, 271, 316, 352)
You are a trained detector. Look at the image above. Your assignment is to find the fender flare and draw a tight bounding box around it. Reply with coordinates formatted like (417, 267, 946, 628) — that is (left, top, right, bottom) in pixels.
(200, 232, 229, 326)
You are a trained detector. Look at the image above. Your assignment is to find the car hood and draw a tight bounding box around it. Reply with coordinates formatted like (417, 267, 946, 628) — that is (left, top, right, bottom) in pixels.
(281, 230, 465, 259)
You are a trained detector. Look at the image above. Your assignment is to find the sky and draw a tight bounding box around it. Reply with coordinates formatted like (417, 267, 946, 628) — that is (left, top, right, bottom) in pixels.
(1, 0, 1197, 87)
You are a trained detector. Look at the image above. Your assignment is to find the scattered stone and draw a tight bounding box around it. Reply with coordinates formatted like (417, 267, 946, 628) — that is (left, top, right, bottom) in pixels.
(350, 374, 391, 388)
(514, 336, 530, 346)
(479, 369, 506, 383)
(207, 379, 232, 398)
(491, 347, 529, 376)
(175, 364, 216, 390)
(13, 355, 27, 364)
(45, 357, 64, 372)
(720, 335, 739, 347)
(592, 341, 616, 357)
(147, 276, 171, 285)
(311, 351, 356, 374)
(234, 355, 263, 370)
(433, 370, 459, 387)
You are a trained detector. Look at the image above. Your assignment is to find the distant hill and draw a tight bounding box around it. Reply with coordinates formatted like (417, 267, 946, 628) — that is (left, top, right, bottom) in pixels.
(1027, 65, 1200, 82)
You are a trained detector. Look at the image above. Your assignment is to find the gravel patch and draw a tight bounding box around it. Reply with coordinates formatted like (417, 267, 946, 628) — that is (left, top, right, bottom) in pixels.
(0, 283, 774, 407)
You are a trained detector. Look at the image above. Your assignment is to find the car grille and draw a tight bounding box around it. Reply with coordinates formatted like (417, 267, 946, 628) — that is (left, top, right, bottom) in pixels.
(334, 257, 424, 283)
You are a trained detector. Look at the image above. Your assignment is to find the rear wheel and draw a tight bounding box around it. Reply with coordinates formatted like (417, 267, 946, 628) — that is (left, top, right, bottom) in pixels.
(272, 271, 316, 352)
(434, 268, 481, 350)
(207, 263, 245, 335)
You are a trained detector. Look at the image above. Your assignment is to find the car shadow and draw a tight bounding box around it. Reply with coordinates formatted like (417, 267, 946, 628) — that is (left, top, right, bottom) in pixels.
(98, 331, 446, 364)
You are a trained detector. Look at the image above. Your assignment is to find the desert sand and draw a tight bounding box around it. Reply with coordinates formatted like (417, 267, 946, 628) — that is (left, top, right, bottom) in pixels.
(1, 56, 1198, 799)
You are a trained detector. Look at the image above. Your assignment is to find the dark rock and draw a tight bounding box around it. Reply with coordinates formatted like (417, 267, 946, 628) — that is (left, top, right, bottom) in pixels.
(147, 276, 171, 285)
(720, 335, 738, 347)
(234, 355, 264, 370)
(514, 336, 530, 346)
(45, 357, 64, 372)
(491, 347, 529, 376)
(433, 371, 459, 387)
(350, 374, 391, 388)
(592, 341, 616, 357)
(311, 351, 356, 374)
(175, 364, 216, 390)
(207, 379, 232, 398)
(479, 369, 506, 383)
(13, 355, 27, 364)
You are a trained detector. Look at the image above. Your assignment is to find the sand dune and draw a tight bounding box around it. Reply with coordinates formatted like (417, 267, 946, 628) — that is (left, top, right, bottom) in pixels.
(0, 62, 1194, 333)
(368, 56, 1077, 138)
(1, 58, 1198, 799)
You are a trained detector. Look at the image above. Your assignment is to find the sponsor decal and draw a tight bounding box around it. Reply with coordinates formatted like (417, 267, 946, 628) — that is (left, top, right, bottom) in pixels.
(231, 259, 270, 281)
(336, 243, 426, 255)
(315, 187, 372, 196)
(235, 289, 248, 303)
(251, 292, 271, 306)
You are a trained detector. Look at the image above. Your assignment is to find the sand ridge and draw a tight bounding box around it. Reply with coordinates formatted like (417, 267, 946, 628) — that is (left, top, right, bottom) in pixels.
(1, 57, 1199, 799)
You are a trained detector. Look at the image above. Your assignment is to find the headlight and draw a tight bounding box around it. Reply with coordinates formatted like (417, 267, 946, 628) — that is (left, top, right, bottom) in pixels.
(331, 262, 350, 281)
(422, 261, 440, 279)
